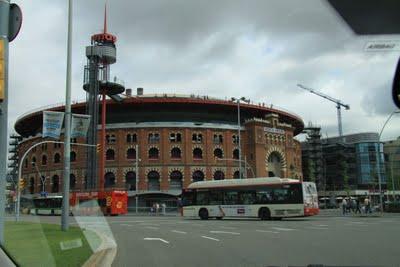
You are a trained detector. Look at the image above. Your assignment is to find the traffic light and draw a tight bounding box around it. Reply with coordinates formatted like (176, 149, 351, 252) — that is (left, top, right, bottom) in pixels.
(96, 144, 101, 153)
(19, 179, 25, 189)
(0, 39, 4, 102)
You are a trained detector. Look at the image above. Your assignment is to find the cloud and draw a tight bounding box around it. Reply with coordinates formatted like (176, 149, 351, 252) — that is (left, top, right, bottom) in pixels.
(5, 0, 400, 144)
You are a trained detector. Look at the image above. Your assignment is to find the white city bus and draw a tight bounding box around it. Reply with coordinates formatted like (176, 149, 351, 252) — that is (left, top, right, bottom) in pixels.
(181, 177, 319, 220)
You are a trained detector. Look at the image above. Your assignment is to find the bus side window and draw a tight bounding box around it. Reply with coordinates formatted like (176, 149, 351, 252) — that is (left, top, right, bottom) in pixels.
(238, 191, 256, 205)
(256, 190, 272, 204)
(196, 191, 209, 205)
(224, 190, 238, 205)
(209, 191, 223, 205)
(182, 191, 195, 206)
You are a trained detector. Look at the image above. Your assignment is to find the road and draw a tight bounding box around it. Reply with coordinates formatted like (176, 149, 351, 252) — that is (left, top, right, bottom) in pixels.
(9, 214, 400, 266)
(109, 215, 399, 267)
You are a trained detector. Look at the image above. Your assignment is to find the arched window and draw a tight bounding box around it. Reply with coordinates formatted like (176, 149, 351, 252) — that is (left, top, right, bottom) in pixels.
(148, 147, 159, 159)
(193, 148, 203, 159)
(104, 172, 116, 188)
(106, 149, 115, 160)
(70, 174, 76, 190)
(29, 177, 35, 194)
(54, 153, 61, 164)
(125, 171, 136, 191)
(126, 148, 136, 160)
(24, 159, 28, 168)
(171, 147, 181, 159)
(233, 171, 240, 179)
(192, 170, 205, 182)
(126, 134, 131, 143)
(214, 148, 223, 159)
(41, 155, 47, 166)
(214, 171, 225, 180)
(70, 151, 77, 162)
(233, 149, 239, 160)
(31, 156, 36, 167)
(51, 175, 59, 193)
(147, 171, 160, 191)
(170, 171, 183, 190)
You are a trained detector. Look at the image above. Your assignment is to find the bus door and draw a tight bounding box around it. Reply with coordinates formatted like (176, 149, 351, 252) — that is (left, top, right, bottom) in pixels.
(302, 182, 319, 216)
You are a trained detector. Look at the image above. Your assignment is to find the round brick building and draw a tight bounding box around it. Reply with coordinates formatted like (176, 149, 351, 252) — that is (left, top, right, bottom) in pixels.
(15, 93, 304, 207)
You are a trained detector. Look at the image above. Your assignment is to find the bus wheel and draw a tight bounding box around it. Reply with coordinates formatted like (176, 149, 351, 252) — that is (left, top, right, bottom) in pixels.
(216, 217, 223, 220)
(199, 208, 209, 220)
(259, 208, 271, 220)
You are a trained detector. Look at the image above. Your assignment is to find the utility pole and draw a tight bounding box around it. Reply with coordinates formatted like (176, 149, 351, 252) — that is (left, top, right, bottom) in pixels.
(0, 0, 22, 245)
(231, 97, 250, 179)
(0, 0, 10, 246)
(62, 0, 73, 231)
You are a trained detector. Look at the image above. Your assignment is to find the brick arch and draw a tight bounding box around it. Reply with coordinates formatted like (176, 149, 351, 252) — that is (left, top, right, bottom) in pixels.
(145, 167, 162, 182)
(123, 167, 136, 177)
(265, 146, 287, 175)
(192, 144, 203, 150)
(168, 167, 184, 178)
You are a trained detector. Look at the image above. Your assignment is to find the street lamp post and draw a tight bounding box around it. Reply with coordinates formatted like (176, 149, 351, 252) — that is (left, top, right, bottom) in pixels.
(231, 97, 250, 179)
(377, 110, 400, 213)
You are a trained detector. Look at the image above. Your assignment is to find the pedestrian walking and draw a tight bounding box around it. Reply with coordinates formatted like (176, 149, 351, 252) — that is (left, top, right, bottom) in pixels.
(155, 202, 160, 215)
(355, 198, 362, 214)
(364, 197, 372, 214)
(161, 203, 166, 216)
(346, 198, 351, 214)
(342, 198, 347, 215)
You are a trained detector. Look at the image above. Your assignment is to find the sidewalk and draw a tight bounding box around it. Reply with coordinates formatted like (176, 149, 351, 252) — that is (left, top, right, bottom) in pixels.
(317, 209, 400, 218)
(0, 247, 16, 267)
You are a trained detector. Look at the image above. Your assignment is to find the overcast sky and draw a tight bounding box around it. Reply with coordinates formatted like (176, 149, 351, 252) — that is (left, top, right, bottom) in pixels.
(8, 0, 400, 141)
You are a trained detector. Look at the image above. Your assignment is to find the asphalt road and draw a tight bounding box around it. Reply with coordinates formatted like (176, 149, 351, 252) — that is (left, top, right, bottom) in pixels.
(8, 214, 400, 267)
(106, 215, 399, 267)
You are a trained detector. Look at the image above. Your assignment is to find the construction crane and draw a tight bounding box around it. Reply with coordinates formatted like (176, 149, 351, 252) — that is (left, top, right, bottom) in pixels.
(297, 84, 350, 137)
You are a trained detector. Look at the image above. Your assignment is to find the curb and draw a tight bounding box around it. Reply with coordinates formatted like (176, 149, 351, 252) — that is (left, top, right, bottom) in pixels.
(82, 229, 117, 267)
(0, 247, 16, 267)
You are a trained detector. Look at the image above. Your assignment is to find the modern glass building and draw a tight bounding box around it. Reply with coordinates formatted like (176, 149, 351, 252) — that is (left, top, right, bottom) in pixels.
(303, 132, 386, 193)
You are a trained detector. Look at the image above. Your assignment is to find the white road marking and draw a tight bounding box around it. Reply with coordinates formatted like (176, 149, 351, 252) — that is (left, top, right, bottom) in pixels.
(272, 227, 295, 231)
(139, 223, 160, 226)
(171, 230, 187, 234)
(210, 231, 240, 235)
(143, 238, 169, 244)
(144, 226, 159, 230)
(256, 229, 279, 234)
(201, 236, 220, 241)
(109, 220, 145, 224)
(316, 224, 329, 227)
(219, 226, 236, 229)
(120, 224, 133, 227)
(306, 227, 329, 230)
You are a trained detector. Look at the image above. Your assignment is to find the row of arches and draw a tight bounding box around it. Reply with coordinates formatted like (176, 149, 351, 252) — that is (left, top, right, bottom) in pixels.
(28, 147, 241, 166)
(26, 169, 242, 194)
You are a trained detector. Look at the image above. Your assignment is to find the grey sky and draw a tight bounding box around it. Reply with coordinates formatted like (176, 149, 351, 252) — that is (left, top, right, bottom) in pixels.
(8, 0, 400, 141)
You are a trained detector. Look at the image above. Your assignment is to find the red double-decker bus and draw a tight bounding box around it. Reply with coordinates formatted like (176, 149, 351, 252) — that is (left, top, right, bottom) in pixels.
(70, 190, 128, 216)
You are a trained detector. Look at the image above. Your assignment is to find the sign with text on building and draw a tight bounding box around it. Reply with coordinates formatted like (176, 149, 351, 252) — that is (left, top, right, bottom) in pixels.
(264, 127, 285, 135)
(42, 111, 65, 139)
(71, 114, 91, 138)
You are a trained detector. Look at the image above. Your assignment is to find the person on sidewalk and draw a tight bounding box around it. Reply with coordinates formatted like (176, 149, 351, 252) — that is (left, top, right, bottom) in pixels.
(355, 198, 362, 214)
(342, 198, 347, 215)
(161, 203, 166, 216)
(364, 197, 372, 214)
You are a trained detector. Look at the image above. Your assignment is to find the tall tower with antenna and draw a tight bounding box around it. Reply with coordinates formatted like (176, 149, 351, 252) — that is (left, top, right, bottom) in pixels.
(83, 5, 125, 191)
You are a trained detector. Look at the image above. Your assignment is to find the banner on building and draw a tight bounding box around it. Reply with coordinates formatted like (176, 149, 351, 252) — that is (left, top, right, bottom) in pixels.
(42, 111, 65, 139)
(71, 114, 91, 138)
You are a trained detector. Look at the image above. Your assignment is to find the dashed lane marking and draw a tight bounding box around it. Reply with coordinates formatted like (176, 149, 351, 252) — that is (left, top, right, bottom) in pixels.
(305, 227, 329, 230)
(219, 226, 236, 229)
(143, 238, 169, 244)
(271, 227, 296, 231)
(171, 230, 187, 234)
(256, 230, 279, 234)
(144, 226, 159, 230)
(201, 236, 220, 241)
(210, 231, 240, 235)
(120, 224, 133, 227)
